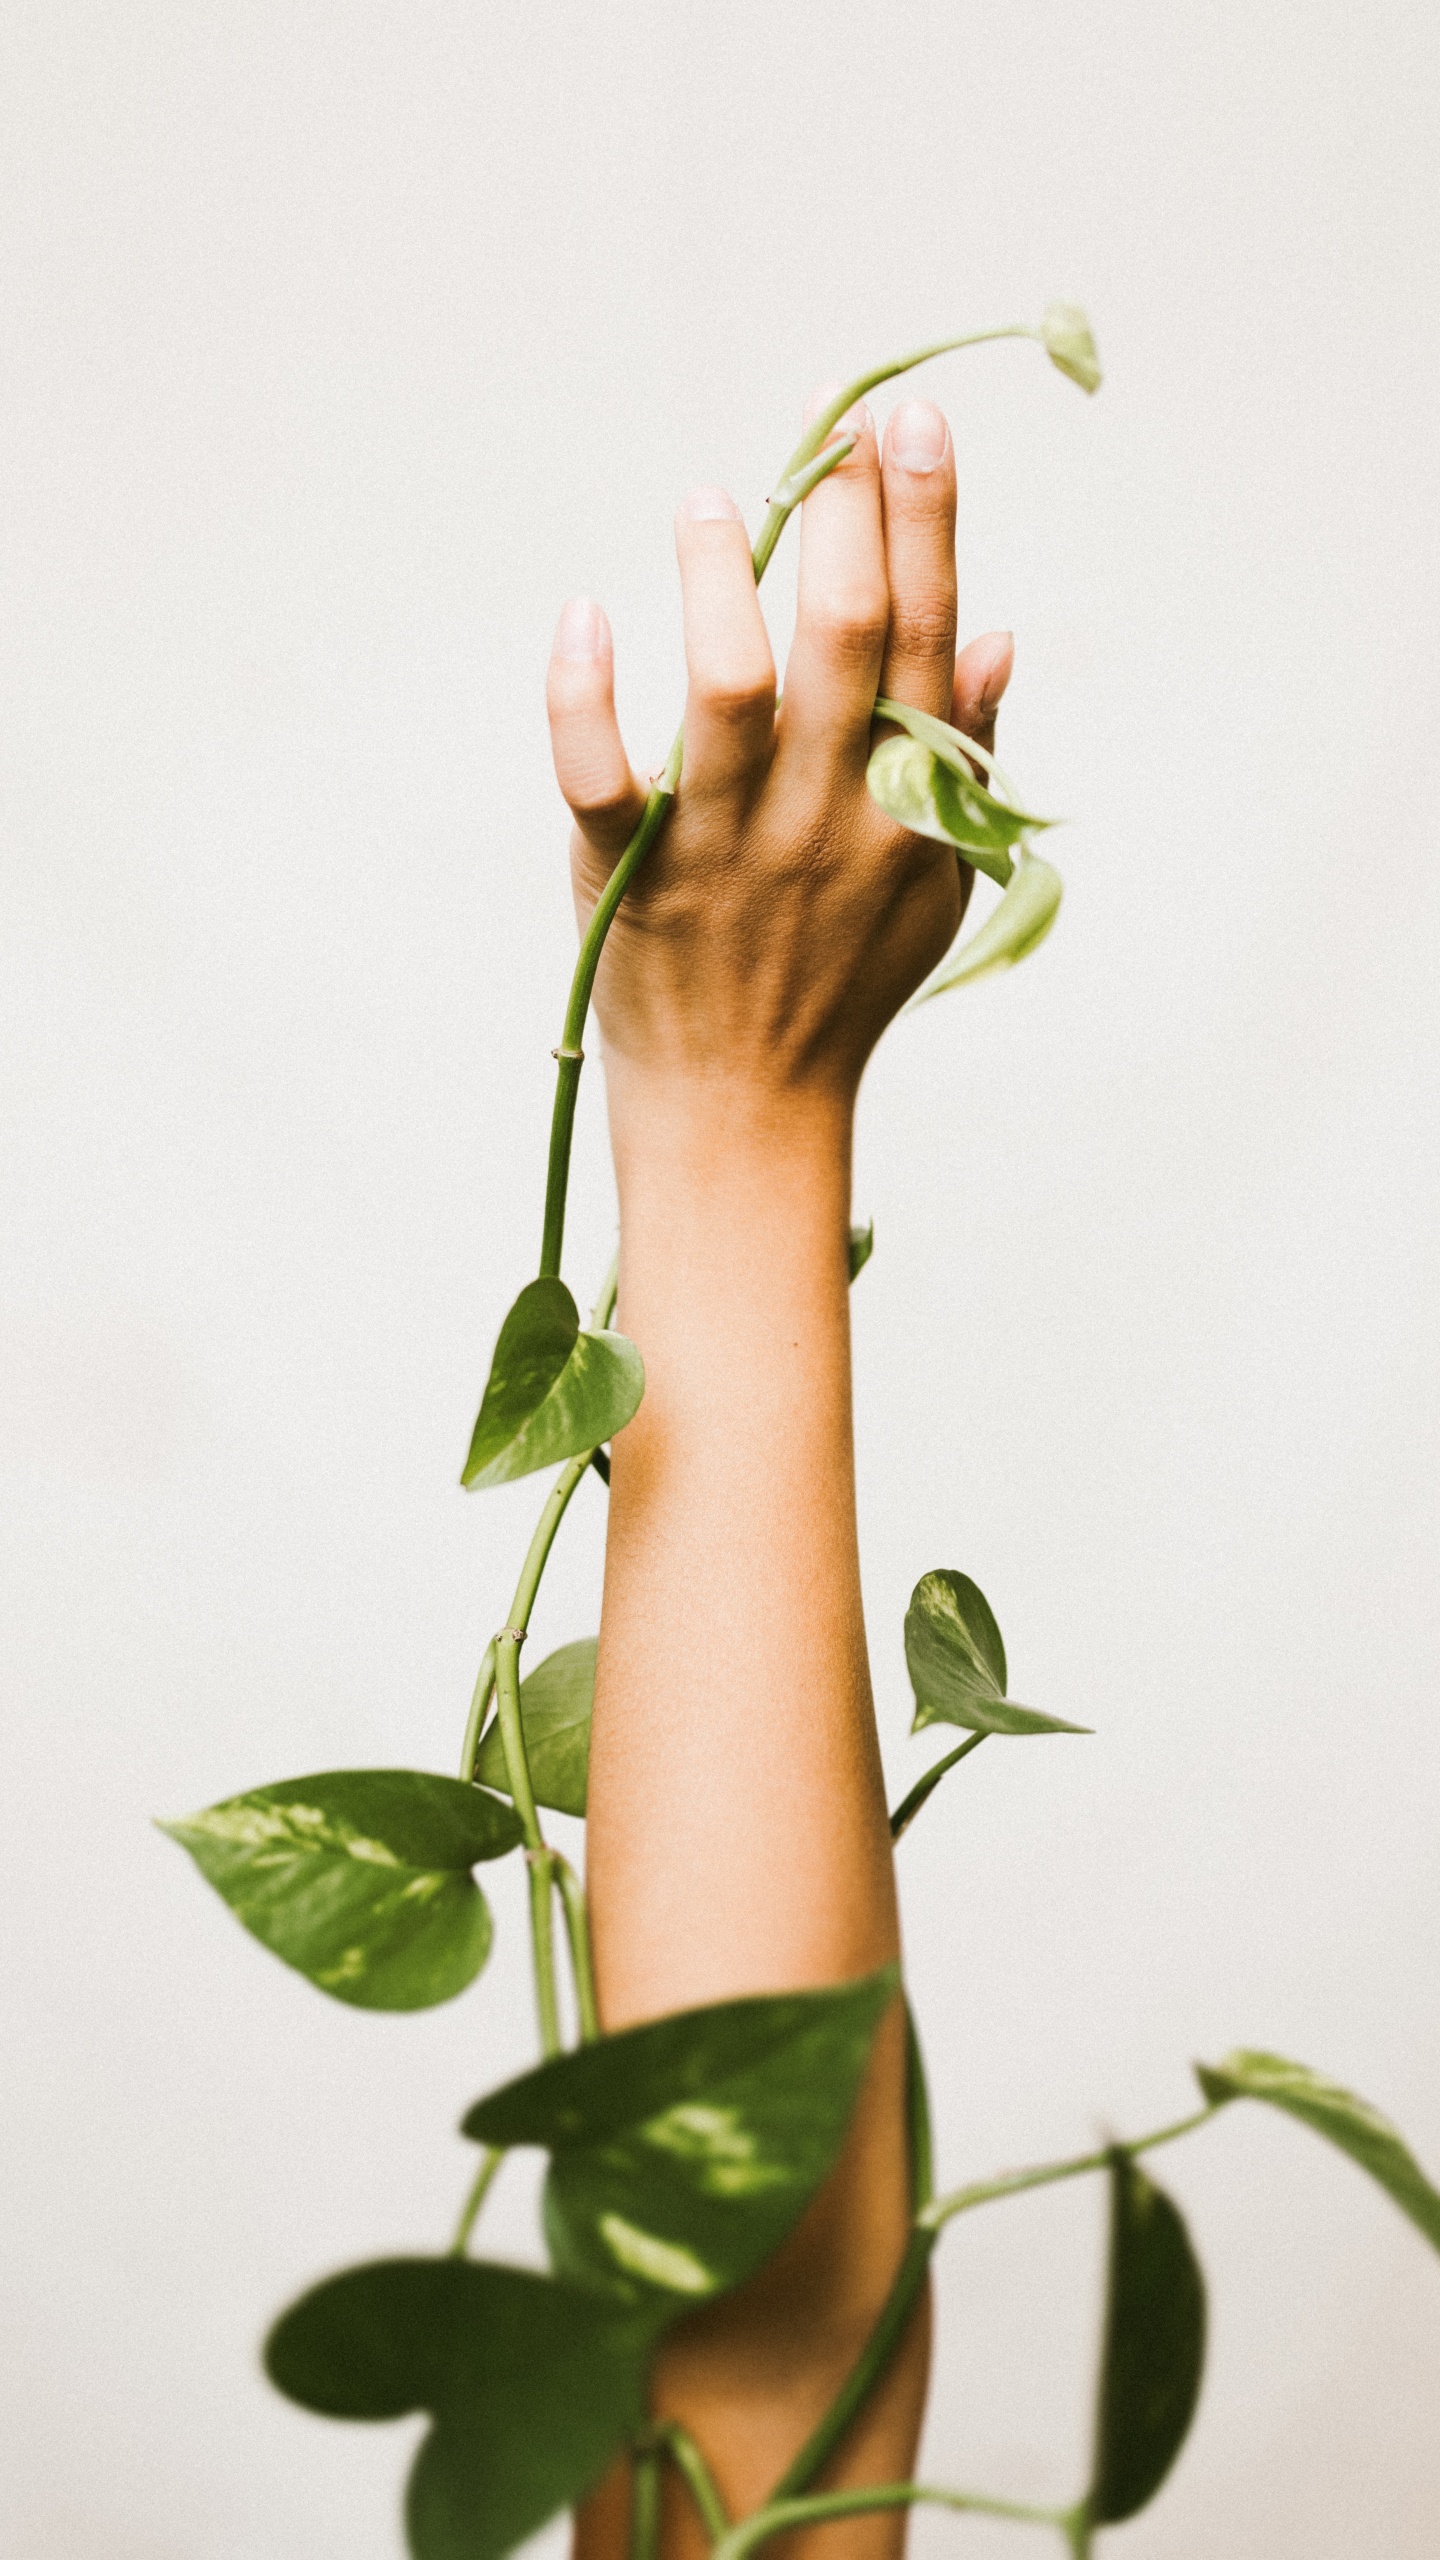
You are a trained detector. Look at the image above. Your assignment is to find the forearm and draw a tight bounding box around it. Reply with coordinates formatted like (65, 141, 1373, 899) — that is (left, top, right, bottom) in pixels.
(582, 1068, 923, 2541)
(588, 1071, 897, 2015)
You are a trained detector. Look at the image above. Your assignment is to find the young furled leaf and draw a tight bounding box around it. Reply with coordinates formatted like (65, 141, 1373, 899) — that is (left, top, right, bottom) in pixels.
(462, 1968, 897, 2310)
(160, 1771, 522, 2010)
(905, 1570, 1088, 1738)
(1087, 2153, 1206, 2527)
(1194, 2051, 1440, 2252)
(909, 850, 1064, 1004)
(475, 1638, 595, 1819)
(266, 2256, 648, 2560)
(866, 736, 1018, 886)
(1042, 301, 1103, 395)
(462, 1278, 644, 1490)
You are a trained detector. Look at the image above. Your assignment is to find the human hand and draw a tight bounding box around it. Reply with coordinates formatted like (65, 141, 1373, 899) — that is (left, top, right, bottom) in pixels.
(545, 396, 1013, 1130)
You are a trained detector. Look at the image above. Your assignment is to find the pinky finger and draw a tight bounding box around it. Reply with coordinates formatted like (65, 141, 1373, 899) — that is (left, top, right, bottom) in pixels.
(546, 598, 649, 858)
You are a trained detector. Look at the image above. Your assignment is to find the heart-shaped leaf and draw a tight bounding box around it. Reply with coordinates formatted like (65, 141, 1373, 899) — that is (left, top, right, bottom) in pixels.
(1042, 300, 1103, 395)
(848, 1221, 875, 1281)
(866, 736, 1017, 886)
(266, 2256, 648, 2560)
(160, 1771, 522, 2010)
(911, 849, 1064, 1004)
(462, 1966, 897, 2308)
(475, 1638, 595, 1819)
(1194, 2051, 1440, 2252)
(905, 1571, 1088, 1738)
(1088, 2153, 1206, 2526)
(462, 1279, 644, 1490)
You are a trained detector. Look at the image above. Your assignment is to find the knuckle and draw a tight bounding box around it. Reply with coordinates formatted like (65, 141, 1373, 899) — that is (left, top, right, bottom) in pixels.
(886, 592, 957, 662)
(561, 760, 635, 824)
(694, 658, 775, 724)
(807, 583, 889, 663)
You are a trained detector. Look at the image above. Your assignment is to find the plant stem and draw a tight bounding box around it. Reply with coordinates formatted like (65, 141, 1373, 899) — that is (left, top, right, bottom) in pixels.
(656, 2423, 730, 2539)
(751, 325, 1040, 582)
(769, 2225, 937, 2500)
(629, 2444, 662, 2560)
(713, 2481, 1071, 2560)
(1061, 2506, 1092, 2560)
(460, 1460, 589, 1781)
(554, 1848, 600, 2042)
(904, 2001, 934, 2212)
(890, 1732, 988, 1841)
(494, 1629, 543, 1849)
(448, 2145, 504, 2255)
(493, 1629, 561, 2055)
(920, 2104, 1219, 2233)
(458, 1638, 498, 1784)
(526, 1850, 562, 2059)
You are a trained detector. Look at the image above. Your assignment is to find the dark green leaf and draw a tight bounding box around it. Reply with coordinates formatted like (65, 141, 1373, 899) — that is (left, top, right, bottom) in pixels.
(160, 1771, 522, 2010)
(1089, 2153, 1206, 2525)
(848, 1221, 874, 1282)
(1042, 301, 1103, 395)
(463, 1967, 898, 2308)
(911, 850, 1064, 1003)
(266, 2256, 648, 2560)
(1194, 2051, 1440, 2252)
(905, 1570, 1088, 1738)
(475, 1638, 595, 1819)
(462, 1279, 644, 1490)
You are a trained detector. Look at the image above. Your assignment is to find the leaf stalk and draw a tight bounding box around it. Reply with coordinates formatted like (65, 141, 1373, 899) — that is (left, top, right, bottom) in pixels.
(713, 2480, 1072, 2560)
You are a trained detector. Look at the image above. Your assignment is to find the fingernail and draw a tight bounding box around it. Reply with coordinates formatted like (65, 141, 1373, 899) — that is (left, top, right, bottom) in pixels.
(554, 597, 608, 661)
(679, 485, 743, 523)
(888, 400, 948, 474)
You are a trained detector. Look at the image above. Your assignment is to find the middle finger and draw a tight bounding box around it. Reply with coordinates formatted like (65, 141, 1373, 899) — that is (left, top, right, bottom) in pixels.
(875, 399, 958, 719)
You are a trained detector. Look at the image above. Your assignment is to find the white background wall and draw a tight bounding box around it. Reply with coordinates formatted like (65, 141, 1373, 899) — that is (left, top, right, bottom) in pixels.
(3, 3, 1438, 2554)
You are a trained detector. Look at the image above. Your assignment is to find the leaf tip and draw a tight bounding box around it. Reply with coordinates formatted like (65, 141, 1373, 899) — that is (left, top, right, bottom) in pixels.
(1042, 301, 1103, 395)
(1192, 2061, 1239, 2108)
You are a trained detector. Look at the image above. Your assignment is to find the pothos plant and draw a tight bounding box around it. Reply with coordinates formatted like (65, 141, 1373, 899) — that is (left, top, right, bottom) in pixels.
(164, 307, 1440, 2560)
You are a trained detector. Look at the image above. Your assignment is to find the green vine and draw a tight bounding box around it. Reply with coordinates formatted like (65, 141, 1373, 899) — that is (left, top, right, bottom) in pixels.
(160, 300, 1440, 2560)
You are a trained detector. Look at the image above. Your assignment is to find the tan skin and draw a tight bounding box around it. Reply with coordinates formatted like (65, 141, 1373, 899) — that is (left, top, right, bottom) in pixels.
(545, 392, 1013, 2560)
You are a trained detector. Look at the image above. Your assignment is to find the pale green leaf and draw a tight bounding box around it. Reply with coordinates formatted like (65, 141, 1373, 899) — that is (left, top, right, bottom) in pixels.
(475, 1638, 595, 1819)
(910, 849, 1063, 1004)
(266, 2256, 648, 2560)
(1088, 2154, 1206, 2524)
(905, 1569, 1087, 1738)
(462, 1279, 644, 1490)
(462, 1968, 897, 2309)
(1194, 2051, 1440, 2252)
(866, 736, 1017, 885)
(1042, 300, 1103, 395)
(160, 1771, 522, 2010)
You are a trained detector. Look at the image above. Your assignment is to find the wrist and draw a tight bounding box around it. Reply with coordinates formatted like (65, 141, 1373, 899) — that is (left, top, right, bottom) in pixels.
(605, 1056, 856, 1210)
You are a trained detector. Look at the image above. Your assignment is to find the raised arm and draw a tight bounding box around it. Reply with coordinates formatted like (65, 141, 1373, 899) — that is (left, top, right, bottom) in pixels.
(545, 396, 1012, 2555)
